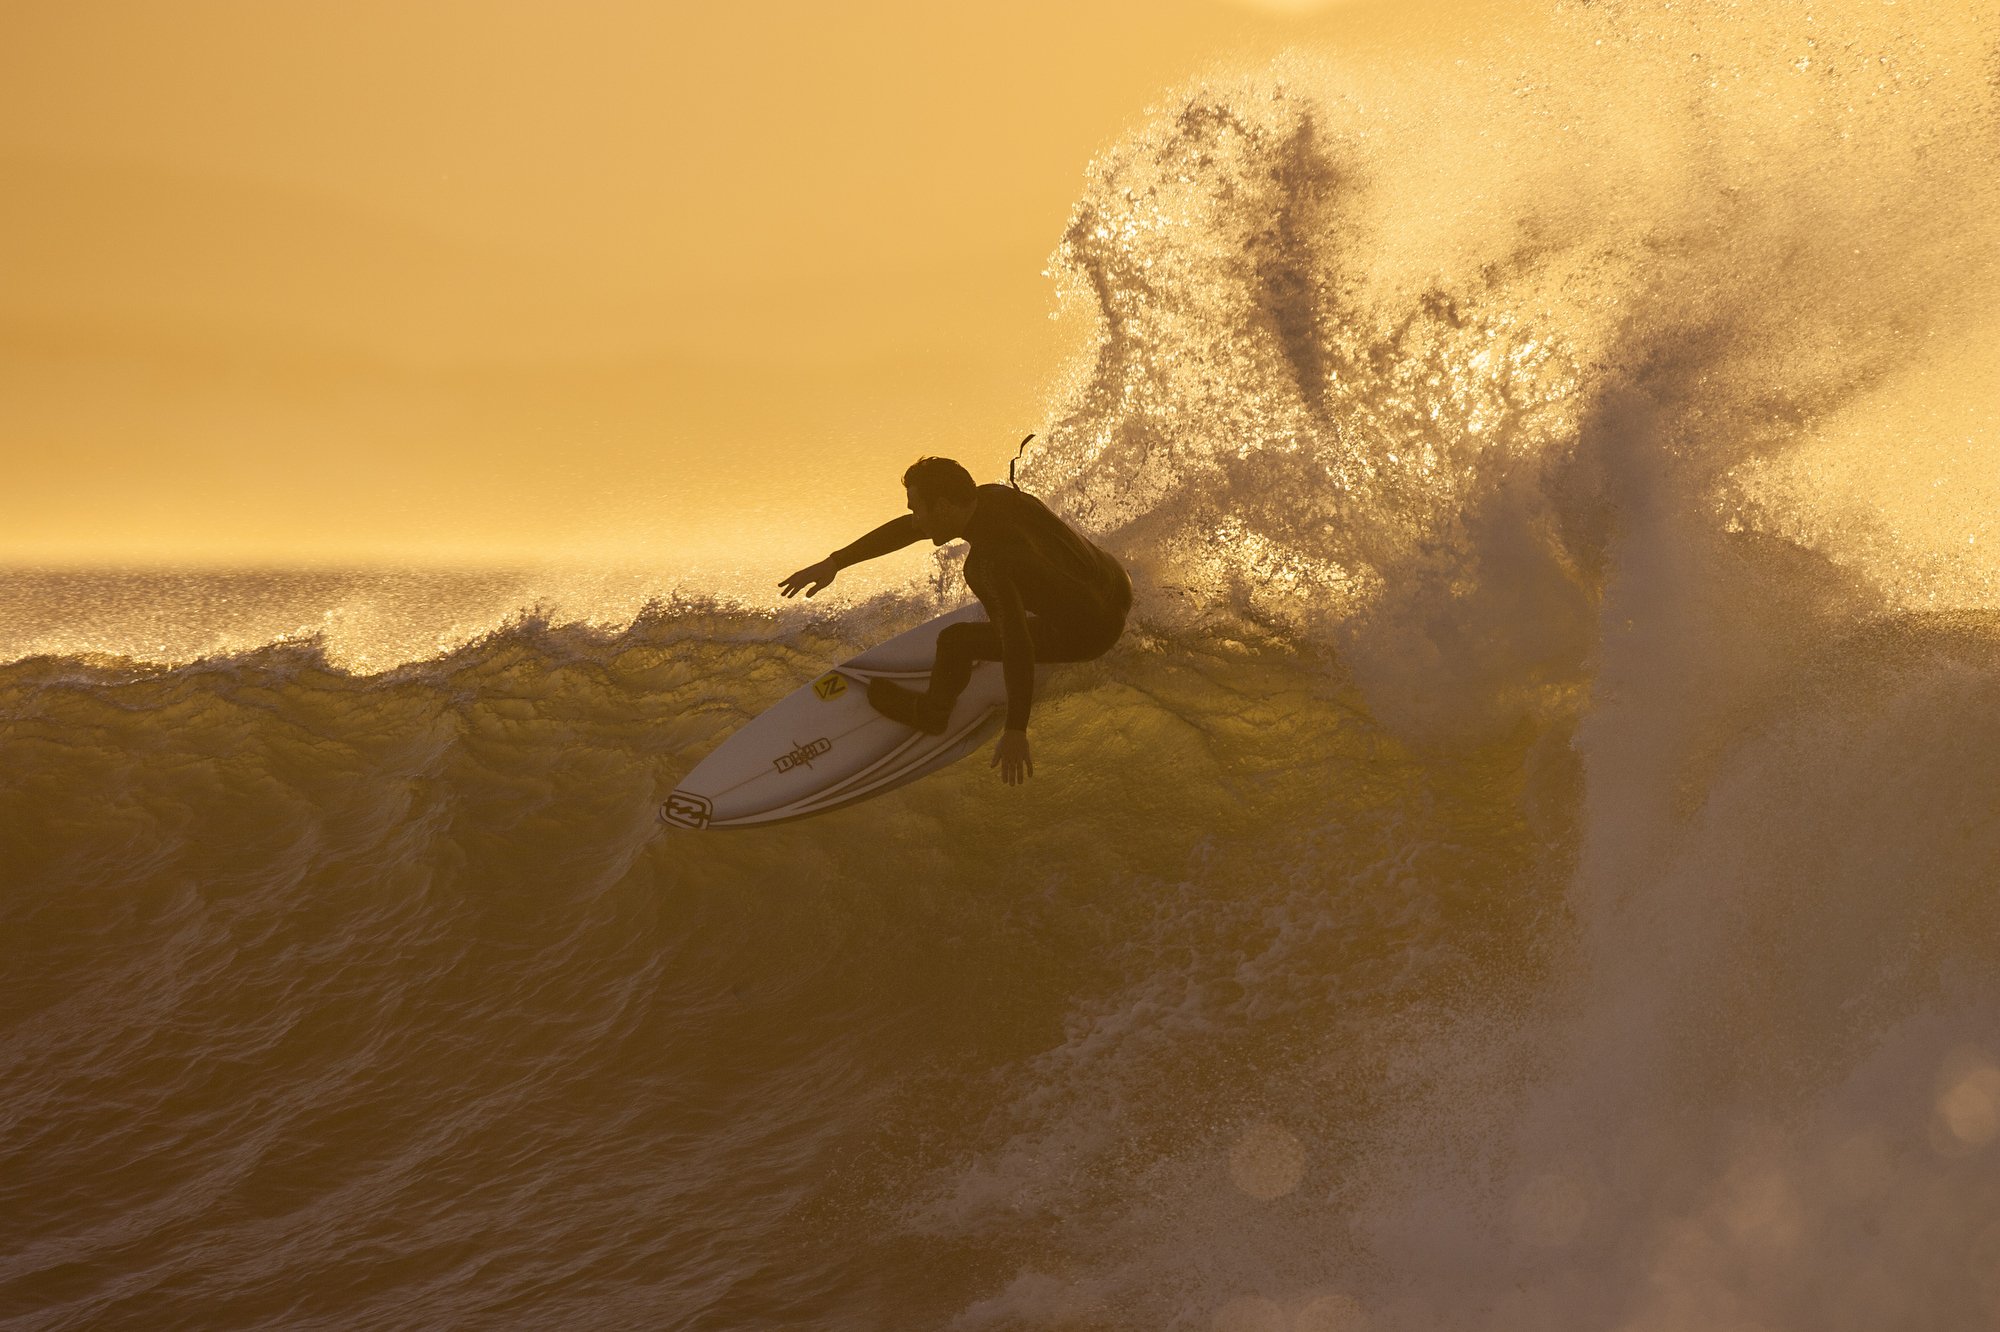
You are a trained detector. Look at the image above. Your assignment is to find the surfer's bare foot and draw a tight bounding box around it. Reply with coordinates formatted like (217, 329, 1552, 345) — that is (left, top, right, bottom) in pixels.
(866, 679, 950, 735)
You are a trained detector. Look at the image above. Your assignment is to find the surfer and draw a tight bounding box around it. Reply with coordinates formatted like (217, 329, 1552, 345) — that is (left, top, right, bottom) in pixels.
(778, 456, 1132, 785)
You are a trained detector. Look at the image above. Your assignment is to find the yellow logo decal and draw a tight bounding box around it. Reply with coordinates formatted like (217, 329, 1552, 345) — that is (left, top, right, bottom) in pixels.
(813, 672, 847, 701)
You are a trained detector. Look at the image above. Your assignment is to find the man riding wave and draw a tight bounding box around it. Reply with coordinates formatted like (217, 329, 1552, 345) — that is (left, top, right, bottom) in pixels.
(779, 456, 1132, 785)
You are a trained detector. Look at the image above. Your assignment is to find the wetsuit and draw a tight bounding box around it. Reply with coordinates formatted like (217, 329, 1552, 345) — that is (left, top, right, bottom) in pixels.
(832, 484, 1131, 730)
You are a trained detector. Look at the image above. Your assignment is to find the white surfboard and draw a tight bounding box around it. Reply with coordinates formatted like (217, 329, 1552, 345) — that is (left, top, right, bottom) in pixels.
(659, 603, 1009, 830)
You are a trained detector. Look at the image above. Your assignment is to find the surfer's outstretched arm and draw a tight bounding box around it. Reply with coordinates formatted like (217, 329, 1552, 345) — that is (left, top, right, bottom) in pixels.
(779, 514, 926, 598)
(831, 514, 926, 568)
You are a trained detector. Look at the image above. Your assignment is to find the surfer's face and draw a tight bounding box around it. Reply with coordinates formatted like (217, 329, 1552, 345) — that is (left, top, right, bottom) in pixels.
(906, 484, 972, 544)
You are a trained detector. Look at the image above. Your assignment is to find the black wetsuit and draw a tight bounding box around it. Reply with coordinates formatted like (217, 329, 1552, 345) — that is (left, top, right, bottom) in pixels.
(833, 484, 1131, 730)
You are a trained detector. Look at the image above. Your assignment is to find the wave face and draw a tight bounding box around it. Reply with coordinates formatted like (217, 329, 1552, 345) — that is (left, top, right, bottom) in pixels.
(6, 2, 2000, 1328)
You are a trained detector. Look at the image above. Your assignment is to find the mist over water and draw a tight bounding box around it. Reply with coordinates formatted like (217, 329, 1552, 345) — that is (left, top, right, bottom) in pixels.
(5, 1, 2000, 1328)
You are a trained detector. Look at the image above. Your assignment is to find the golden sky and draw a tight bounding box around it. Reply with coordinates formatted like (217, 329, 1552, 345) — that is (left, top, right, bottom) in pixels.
(0, 0, 1457, 573)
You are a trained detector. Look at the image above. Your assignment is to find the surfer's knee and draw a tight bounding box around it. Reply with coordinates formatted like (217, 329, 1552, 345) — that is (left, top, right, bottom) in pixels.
(1085, 614, 1126, 660)
(936, 621, 982, 658)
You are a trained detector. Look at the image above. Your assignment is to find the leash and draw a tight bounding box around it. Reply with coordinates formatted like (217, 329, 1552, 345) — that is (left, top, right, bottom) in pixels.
(1008, 433, 1036, 490)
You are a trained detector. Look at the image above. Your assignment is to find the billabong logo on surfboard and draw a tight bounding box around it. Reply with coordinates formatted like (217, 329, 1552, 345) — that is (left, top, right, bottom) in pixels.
(774, 738, 833, 773)
(660, 789, 713, 830)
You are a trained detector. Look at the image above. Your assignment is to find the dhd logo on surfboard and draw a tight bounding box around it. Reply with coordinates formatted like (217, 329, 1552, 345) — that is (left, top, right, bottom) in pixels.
(774, 738, 832, 773)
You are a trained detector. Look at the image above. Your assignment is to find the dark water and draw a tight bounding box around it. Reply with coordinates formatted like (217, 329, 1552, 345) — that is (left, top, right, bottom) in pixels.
(0, 600, 1581, 1328)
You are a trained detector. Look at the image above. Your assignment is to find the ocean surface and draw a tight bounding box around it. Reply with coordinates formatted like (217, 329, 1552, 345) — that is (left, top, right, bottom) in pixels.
(6, 2, 2000, 1328)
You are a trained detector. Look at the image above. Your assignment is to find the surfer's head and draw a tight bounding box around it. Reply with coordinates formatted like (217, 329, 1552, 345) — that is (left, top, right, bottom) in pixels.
(903, 456, 978, 544)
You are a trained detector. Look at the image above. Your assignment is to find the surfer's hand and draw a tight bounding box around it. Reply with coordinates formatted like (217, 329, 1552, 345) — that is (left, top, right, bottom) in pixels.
(992, 729, 1032, 785)
(780, 559, 840, 599)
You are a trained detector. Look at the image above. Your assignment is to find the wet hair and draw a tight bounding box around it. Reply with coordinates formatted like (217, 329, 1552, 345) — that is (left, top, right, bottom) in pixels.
(902, 456, 977, 506)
